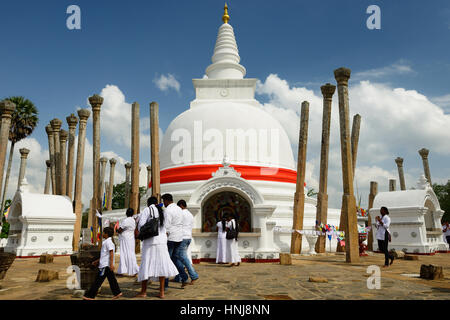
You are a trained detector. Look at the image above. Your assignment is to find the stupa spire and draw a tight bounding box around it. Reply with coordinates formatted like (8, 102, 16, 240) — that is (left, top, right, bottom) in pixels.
(223, 3, 230, 24)
(205, 4, 246, 79)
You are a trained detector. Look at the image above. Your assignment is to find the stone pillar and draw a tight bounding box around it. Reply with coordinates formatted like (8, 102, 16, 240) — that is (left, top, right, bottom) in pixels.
(89, 94, 103, 244)
(130, 102, 140, 213)
(315, 83, 335, 253)
(73, 108, 91, 252)
(389, 179, 396, 192)
(125, 162, 132, 208)
(17, 148, 30, 190)
(0, 101, 15, 212)
(351, 114, 361, 178)
(99, 157, 108, 209)
(44, 160, 51, 194)
(367, 181, 378, 251)
(418, 148, 432, 185)
(50, 118, 62, 195)
(290, 101, 309, 254)
(334, 67, 359, 263)
(66, 113, 78, 198)
(395, 157, 406, 191)
(59, 129, 68, 196)
(150, 102, 161, 202)
(107, 159, 116, 211)
(45, 124, 56, 195)
(146, 165, 151, 190)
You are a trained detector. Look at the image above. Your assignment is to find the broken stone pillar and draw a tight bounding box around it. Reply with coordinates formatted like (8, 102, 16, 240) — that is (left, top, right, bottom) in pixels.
(89, 94, 103, 243)
(367, 181, 378, 251)
(44, 160, 51, 194)
(150, 102, 161, 201)
(420, 264, 444, 280)
(290, 101, 309, 254)
(130, 102, 140, 214)
(418, 148, 432, 185)
(125, 162, 132, 208)
(147, 165, 151, 191)
(36, 269, 59, 282)
(17, 148, 30, 190)
(73, 108, 91, 252)
(45, 124, 56, 195)
(59, 129, 68, 196)
(279, 253, 292, 265)
(395, 157, 406, 191)
(315, 83, 335, 254)
(39, 254, 54, 264)
(107, 159, 116, 211)
(99, 157, 108, 209)
(334, 67, 359, 263)
(66, 113, 79, 199)
(50, 118, 63, 195)
(389, 179, 396, 192)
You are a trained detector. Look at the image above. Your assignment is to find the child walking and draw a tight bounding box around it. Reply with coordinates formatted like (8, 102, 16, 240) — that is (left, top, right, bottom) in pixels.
(83, 227, 122, 300)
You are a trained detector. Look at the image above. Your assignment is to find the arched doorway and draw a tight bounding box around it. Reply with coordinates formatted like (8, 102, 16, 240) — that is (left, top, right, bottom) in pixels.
(201, 191, 252, 233)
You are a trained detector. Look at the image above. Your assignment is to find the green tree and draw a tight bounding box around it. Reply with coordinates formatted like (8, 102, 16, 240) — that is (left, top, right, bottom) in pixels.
(1, 199, 12, 238)
(432, 182, 450, 223)
(307, 188, 318, 198)
(0, 97, 39, 223)
(111, 182, 146, 210)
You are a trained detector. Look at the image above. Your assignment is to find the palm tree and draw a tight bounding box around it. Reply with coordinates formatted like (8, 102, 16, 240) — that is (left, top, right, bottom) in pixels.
(0, 97, 38, 224)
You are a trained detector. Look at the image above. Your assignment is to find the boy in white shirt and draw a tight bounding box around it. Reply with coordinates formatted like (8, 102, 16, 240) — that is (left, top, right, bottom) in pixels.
(83, 227, 122, 300)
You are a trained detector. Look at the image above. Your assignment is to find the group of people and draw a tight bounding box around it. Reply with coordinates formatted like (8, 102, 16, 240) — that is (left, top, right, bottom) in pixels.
(83, 193, 199, 300)
(215, 214, 241, 266)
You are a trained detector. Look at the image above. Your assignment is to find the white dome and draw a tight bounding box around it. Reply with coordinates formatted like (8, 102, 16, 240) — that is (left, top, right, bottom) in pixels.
(160, 101, 295, 170)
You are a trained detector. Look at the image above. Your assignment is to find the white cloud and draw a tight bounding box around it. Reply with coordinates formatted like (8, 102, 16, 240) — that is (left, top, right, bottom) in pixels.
(256, 73, 450, 208)
(353, 60, 414, 80)
(432, 94, 450, 111)
(153, 73, 180, 93)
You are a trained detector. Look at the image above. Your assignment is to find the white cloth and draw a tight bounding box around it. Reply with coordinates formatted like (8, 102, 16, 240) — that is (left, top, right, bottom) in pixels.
(117, 217, 139, 275)
(375, 215, 391, 241)
(165, 203, 184, 242)
(137, 205, 179, 282)
(225, 219, 241, 263)
(216, 221, 227, 263)
(99, 237, 115, 269)
(181, 208, 194, 240)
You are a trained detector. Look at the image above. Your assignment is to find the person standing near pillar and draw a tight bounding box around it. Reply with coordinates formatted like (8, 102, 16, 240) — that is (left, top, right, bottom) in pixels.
(375, 207, 394, 267)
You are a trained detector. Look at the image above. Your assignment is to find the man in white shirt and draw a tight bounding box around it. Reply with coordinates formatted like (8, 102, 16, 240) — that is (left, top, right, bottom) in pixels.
(162, 193, 185, 289)
(174, 200, 199, 286)
(375, 206, 394, 267)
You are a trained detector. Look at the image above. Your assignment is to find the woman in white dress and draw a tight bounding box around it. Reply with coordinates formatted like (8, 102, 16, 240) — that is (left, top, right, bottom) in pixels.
(117, 208, 139, 276)
(136, 197, 179, 299)
(225, 214, 241, 267)
(216, 217, 227, 264)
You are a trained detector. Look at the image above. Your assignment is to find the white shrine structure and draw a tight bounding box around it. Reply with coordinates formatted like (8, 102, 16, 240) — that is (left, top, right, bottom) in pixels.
(104, 9, 341, 261)
(4, 179, 76, 257)
(369, 175, 448, 254)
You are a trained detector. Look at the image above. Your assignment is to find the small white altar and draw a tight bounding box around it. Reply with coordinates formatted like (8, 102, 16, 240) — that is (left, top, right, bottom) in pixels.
(4, 180, 76, 257)
(369, 175, 447, 254)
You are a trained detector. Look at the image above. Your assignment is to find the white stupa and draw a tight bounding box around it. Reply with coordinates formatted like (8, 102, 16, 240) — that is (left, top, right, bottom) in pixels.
(105, 5, 341, 261)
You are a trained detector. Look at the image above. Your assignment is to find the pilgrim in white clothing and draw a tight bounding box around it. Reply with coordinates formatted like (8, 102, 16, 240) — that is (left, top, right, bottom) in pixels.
(225, 219, 241, 264)
(117, 215, 139, 276)
(216, 220, 227, 263)
(137, 204, 179, 282)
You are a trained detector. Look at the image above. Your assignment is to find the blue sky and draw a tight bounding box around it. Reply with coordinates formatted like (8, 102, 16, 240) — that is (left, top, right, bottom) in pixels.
(1, 0, 450, 207)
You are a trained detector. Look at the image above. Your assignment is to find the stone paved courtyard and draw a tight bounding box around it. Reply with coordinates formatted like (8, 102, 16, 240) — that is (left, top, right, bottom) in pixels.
(0, 252, 449, 300)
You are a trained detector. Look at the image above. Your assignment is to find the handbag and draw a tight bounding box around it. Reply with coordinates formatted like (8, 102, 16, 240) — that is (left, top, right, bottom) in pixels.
(226, 220, 239, 240)
(137, 206, 159, 240)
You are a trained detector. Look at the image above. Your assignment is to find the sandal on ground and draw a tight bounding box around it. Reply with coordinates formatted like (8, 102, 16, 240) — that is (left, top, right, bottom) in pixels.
(112, 292, 123, 300)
